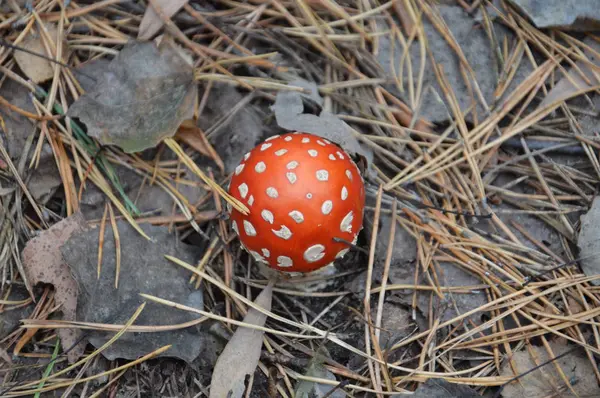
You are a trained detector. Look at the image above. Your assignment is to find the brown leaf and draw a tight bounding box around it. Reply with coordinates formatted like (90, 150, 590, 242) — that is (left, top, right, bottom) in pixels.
(138, 0, 189, 40)
(13, 23, 68, 84)
(67, 40, 196, 153)
(538, 37, 600, 109)
(209, 283, 273, 398)
(21, 213, 87, 363)
(176, 124, 225, 173)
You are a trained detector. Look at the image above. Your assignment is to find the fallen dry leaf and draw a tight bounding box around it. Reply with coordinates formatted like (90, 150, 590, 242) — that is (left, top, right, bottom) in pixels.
(499, 340, 600, 397)
(210, 283, 273, 398)
(576, 196, 600, 285)
(538, 37, 600, 108)
(389, 261, 487, 325)
(138, 0, 189, 40)
(0, 79, 61, 200)
(68, 40, 196, 153)
(61, 221, 211, 362)
(21, 212, 87, 363)
(294, 346, 344, 398)
(13, 23, 67, 84)
(176, 123, 225, 172)
(412, 378, 479, 397)
(272, 79, 373, 167)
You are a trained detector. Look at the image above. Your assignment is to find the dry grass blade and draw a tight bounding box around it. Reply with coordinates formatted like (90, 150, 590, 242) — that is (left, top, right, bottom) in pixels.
(163, 138, 249, 215)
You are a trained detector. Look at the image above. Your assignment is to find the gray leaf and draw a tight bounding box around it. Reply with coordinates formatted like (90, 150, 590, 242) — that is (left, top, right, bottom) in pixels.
(209, 283, 273, 398)
(68, 40, 195, 153)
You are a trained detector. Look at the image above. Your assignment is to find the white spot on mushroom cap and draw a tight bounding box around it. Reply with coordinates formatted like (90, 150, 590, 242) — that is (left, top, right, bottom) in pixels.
(345, 170, 353, 181)
(272, 225, 292, 240)
(265, 135, 279, 141)
(238, 183, 248, 198)
(316, 170, 329, 181)
(266, 187, 278, 198)
(261, 209, 274, 224)
(287, 161, 299, 170)
(235, 164, 245, 175)
(306, 193, 313, 199)
(248, 195, 254, 206)
(284, 136, 292, 142)
(336, 248, 349, 259)
(255, 161, 266, 173)
(226, 202, 232, 213)
(302, 138, 310, 143)
(231, 220, 239, 235)
(337, 151, 345, 160)
(321, 200, 333, 215)
(275, 149, 288, 156)
(243, 220, 257, 236)
(341, 186, 348, 200)
(323, 139, 331, 144)
(340, 211, 354, 233)
(316, 140, 326, 146)
(304, 244, 326, 262)
(286, 172, 297, 184)
(328, 154, 336, 161)
(260, 143, 272, 151)
(308, 149, 318, 157)
(250, 250, 265, 263)
(261, 248, 270, 258)
(277, 256, 293, 267)
(243, 152, 251, 161)
(288, 210, 304, 223)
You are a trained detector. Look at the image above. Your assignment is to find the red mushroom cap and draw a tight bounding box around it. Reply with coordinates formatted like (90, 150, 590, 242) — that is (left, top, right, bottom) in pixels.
(228, 132, 365, 273)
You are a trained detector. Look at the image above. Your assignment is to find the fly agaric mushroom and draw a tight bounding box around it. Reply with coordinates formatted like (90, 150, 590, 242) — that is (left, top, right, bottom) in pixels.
(227, 132, 365, 273)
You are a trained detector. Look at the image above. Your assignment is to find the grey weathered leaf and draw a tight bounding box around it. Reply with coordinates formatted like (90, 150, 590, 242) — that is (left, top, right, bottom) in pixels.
(376, 6, 532, 124)
(294, 346, 344, 398)
(507, 0, 600, 31)
(389, 261, 487, 325)
(209, 283, 273, 398)
(0, 78, 61, 199)
(499, 340, 600, 397)
(61, 221, 210, 362)
(68, 40, 196, 153)
(272, 79, 373, 166)
(577, 196, 600, 285)
(412, 379, 479, 398)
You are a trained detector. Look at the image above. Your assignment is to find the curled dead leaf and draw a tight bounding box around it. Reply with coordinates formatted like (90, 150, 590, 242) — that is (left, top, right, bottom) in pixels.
(21, 212, 87, 363)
